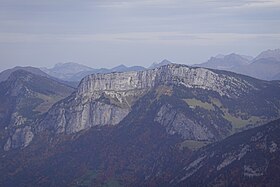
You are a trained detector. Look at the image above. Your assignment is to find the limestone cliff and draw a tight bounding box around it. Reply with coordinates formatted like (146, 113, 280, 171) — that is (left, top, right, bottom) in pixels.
(78, 64, 255, 98)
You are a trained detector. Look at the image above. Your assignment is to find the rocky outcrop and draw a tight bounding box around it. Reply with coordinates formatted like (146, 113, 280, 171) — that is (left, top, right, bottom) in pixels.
(171, 118, 280, 186)
(155, 104, 215, 141)
(38, 64, 256, 135)
(39, 97, 131, 134)
(4, 126, 34, 151)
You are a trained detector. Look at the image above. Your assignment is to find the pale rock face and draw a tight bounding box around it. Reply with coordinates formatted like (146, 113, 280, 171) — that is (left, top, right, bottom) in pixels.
(10, 112, 27, 126)
(177, 155, 207, 182)
(269, 141, 278, 153)
(77, 71, 156, 95)
(155, 104, 214, 141)
(3, 138, 11, 151)
(39, 64, 255, 134)
(4, 126, 34, 151)
(38, 89, 142, 134)
(216, 145, 250, 171)
(64, 101, 130, 134)
(173, 144, 251, 183)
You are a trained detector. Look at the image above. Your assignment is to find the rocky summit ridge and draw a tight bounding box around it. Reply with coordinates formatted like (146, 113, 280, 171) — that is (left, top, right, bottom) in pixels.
(78, 64, 254, 98)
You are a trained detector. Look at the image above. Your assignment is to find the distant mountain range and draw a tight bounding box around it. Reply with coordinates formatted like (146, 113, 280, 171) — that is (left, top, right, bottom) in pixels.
(40, 60, 171, 82)
(1, 49, 279, 84)
(38, 49, 280, 82)
(40, 62, 93, 81)
(195, 49, 280, 80)
(148, 59, 172, 69)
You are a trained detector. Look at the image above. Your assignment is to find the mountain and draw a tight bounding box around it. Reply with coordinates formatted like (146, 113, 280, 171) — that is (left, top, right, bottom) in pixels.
(172, 118, 280, 186)
(196, 53, 250, 71)
(42, 63, 146, 82)
(149, 59, 172, 69)
(1, 64, 280, 186)
(41, 62, 94, 81)
(0, 66, 51, 82)
(241, 55, 254, 61)
(196, 49, 280, 80)
(66, 65, 146, 82)
(0, 70, 75, 151)
(38, 63, 280, 136)
(255, 49, 280, 61)
(110, 64, 146, 72)
(241, 57, 280, 80)
(0, 66, 79, 88)
(68, 66, 114, 82)
(41, 60, 172, 83)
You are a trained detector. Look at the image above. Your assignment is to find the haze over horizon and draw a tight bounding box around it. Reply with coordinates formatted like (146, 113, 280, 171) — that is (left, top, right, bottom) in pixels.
(0, 0, 280, 71)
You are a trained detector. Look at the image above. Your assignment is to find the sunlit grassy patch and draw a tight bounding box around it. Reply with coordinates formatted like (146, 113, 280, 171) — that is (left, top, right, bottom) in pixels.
(184, 99, 214, 111)
(179, 140, 210, 151)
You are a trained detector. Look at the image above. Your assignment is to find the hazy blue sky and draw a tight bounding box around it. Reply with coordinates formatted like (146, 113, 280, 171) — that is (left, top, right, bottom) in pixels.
(0, 0, 280, 70)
